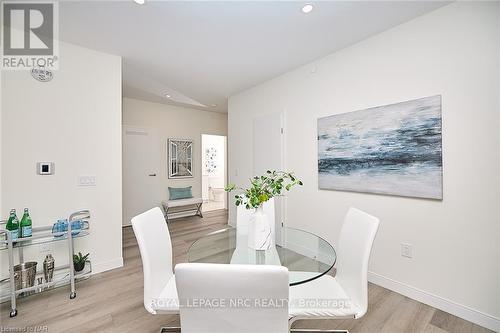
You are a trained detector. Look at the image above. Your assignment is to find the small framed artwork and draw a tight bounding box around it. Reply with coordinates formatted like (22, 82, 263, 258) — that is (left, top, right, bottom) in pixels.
(168, 138, 193, 178)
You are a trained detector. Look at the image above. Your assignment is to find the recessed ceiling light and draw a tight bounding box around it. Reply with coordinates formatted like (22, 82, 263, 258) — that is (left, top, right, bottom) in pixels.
(165, 94, 171, 98)
(302, 3, 313, 14)
(133, 0, 145, 5)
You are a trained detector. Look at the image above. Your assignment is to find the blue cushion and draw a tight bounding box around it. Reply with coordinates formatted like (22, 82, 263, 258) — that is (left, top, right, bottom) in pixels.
(168, 186, 193, 200)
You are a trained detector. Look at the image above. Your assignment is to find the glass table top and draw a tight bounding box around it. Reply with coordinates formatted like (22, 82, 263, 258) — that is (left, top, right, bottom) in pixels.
(187, 227, 336, 286)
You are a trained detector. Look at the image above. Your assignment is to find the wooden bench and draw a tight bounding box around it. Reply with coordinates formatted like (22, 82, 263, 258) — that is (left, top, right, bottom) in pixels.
(161, 198, 203, 222)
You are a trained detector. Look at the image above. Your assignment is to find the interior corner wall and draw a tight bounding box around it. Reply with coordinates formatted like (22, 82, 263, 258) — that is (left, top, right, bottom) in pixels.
(122, 97, 228, 219)
(228, 2, 500, 330)
(1, 41, 123, 277)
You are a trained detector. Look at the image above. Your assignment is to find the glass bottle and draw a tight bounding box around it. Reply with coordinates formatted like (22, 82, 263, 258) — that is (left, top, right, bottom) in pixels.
(5, 209, 19, 241)
(20, 208, 32, 238)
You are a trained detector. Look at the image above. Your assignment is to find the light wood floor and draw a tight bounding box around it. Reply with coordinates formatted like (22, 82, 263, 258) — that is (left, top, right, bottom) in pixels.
(0, 210, 493, 333)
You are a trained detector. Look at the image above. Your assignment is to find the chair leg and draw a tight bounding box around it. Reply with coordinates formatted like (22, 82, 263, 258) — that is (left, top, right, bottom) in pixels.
(160, 326, 181, 333)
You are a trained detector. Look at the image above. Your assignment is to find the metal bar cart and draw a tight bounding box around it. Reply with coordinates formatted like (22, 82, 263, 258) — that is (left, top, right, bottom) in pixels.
(0, 210, 91, 317)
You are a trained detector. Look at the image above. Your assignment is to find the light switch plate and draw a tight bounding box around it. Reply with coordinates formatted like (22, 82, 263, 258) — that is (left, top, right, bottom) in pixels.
(401, 243, 413, 258)
(78, 175, 96, 186)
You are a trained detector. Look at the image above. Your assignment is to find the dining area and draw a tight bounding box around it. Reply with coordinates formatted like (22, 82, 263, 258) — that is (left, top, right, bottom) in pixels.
(1, 1, 498, 332)
(131, 171, 380, 333)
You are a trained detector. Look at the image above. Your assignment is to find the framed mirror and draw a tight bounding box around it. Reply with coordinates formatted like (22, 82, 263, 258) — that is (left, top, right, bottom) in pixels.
(168, 139, 193, 178)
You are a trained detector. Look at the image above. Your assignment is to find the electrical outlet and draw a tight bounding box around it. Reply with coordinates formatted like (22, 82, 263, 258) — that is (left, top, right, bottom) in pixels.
(401, 243, 413, 258)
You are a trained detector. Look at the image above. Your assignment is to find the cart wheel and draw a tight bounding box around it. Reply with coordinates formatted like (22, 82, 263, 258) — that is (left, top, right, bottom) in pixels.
(70, 292, 77, 299)
(10, 309, 17, 317)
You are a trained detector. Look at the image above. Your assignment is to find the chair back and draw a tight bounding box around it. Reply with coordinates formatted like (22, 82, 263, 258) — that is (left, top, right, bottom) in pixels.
(335, 207, 379, 318)
(175, 263, 289, 333)
(131, 207, 173, 314)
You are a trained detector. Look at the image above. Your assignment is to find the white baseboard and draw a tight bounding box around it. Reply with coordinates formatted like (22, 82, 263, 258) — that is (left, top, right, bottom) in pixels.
(92, 257, 123, 274)
(368, 271, 500, 332)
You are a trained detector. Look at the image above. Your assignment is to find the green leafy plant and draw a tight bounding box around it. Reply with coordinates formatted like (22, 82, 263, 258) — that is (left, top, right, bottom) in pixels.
(225, 170, 303, 209)
(73, 252, 89, 272)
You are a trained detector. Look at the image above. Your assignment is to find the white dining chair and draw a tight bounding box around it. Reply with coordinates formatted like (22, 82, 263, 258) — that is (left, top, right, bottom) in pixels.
(288, 207, 380, 332)
(175, 263, 290, 333)
(131, 207, 180, 331)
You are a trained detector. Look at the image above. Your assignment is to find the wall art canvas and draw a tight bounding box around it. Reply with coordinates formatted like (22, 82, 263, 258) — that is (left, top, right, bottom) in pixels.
(318, 95, 442, 199)
(168, 139, 193, 178)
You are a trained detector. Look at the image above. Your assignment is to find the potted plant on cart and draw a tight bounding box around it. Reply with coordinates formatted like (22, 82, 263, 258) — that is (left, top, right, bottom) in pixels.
(73, 252, 90, 273)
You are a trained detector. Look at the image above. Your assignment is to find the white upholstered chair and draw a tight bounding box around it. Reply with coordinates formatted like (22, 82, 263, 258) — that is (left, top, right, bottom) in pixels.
(175, 263, 289, 333)
(289, 207, 380, 331)
(131, 207, 179, 321)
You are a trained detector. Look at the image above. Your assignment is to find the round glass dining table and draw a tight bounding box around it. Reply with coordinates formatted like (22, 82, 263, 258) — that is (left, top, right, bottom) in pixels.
(187, 227, 336, 286)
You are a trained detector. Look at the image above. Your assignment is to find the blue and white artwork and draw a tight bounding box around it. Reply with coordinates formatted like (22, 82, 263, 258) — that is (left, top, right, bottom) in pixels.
(318, 95, 442, 199)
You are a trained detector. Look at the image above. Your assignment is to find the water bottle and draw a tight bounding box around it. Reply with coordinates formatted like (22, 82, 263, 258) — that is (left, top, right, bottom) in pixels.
(5, 209, 19, 241)
(20, 208, 32, 238)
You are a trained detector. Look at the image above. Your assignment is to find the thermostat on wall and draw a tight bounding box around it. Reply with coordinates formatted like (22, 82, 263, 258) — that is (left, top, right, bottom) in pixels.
(37, 162, 54, 175)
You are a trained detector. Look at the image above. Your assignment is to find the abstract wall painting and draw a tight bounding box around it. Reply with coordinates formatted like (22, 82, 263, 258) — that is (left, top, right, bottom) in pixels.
(318, 95, 443, 199)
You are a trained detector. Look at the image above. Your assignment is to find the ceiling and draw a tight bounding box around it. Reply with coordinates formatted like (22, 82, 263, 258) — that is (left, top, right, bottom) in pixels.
(59, 1, 449, 113)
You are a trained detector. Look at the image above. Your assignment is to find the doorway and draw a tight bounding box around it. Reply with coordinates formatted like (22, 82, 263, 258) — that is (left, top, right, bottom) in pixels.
(201, 134, 227, 212)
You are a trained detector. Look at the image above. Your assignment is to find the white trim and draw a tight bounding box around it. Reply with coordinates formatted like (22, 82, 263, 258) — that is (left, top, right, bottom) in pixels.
(368, 271, 500, 332)
(92, 257, 123, 274)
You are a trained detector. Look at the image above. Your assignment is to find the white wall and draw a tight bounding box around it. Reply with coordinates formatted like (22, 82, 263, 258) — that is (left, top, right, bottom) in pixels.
(1, 41, 123, 276)
(122, 98, 227, 220)
(228, 2, 500, 330)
